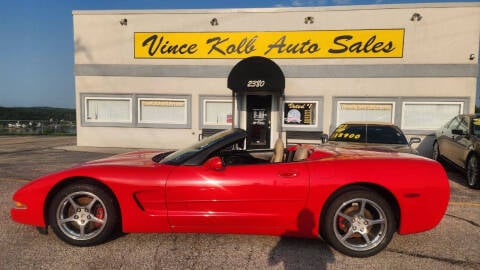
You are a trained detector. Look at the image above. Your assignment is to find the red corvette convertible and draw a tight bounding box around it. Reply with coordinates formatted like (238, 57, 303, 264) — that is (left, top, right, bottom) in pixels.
(11, 129, 449, 257)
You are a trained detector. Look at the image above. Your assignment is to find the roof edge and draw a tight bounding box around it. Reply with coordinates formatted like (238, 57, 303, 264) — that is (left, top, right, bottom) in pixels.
(72, 2, 480, 15)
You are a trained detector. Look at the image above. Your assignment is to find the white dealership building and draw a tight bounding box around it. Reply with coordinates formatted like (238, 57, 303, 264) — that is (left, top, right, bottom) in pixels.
(73, 2, 480, 152)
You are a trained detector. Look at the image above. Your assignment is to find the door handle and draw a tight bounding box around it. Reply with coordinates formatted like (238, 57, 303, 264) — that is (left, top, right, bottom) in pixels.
(279, 171, 298, 178)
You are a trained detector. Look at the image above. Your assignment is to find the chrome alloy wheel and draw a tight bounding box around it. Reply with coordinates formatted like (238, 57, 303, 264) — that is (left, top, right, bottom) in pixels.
(333, 198, 387, 252)
(56, 191, 107, 241)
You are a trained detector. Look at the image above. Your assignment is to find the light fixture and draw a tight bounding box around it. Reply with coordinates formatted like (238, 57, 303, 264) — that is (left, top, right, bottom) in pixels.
(210, 18, 218, 26)
(470, 54, 476, 61)
(410, 13, 422, 21)
(304, 16, 314, 24)
(120, 18, 128, 26)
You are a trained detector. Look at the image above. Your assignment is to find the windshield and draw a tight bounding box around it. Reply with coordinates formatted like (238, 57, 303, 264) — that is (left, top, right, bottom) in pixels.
(159, 129, 242, 165)
(330, 124, 408, 145)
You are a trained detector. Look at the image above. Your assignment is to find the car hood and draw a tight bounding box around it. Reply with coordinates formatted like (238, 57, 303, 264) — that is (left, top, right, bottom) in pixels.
(82, 150, 162, 167)
(327, 141, 416, 154)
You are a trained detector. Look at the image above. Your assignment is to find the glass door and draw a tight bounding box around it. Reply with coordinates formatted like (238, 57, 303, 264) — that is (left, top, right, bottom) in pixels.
(246, 95, 271, 149)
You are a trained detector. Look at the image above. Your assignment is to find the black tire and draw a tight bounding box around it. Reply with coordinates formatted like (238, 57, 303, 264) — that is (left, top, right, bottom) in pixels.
(466, 155, 480, 189)
(432, 141, 440, 161)
(48, 183, 119, 246)
(321, 188, 396, 257)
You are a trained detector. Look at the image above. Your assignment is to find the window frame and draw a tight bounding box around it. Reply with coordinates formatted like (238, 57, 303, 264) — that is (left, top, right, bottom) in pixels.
(336, 100, 396, 127)
(199, 95, 233, 130)
(80, 93, 192, 128)
(82, 95, 133, 127)
(401, 101, 464, 130)
(136, 95, 191, 129)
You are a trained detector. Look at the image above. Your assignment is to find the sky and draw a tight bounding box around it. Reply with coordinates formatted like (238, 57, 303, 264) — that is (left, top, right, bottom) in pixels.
(0, 0, 478, 109)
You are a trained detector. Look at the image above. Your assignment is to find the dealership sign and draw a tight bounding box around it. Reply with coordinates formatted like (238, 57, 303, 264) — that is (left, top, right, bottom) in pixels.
(134, 29, 404, 59)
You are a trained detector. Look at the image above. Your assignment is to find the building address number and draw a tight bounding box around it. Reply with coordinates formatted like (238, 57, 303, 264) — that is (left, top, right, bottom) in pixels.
(247, 80, 266, 88)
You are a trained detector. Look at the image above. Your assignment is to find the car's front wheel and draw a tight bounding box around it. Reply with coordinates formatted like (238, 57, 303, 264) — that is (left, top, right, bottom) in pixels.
(48, 183, 119, 246)
(321, 188, 396, 257)
(467, 155, 480, 189)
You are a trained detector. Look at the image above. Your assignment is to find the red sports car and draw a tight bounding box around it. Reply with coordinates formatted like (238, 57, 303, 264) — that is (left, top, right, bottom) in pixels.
(11, 129, 449, 257)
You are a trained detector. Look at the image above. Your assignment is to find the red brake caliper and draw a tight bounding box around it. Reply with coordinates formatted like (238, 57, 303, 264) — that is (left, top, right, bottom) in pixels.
(338, 216, 347, 231)
(94, 207, 104, 227)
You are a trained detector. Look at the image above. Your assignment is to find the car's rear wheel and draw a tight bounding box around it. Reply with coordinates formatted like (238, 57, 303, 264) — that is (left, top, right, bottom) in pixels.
(48, 183, 119, 246)
(321, 188, 396, 257)
(467, 155, 480, 189)
(432, 141, 440, 161)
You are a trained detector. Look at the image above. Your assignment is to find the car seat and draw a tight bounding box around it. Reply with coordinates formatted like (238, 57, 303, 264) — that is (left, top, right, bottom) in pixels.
(270, 137, 285, 163)
(293, 145, 309, 161)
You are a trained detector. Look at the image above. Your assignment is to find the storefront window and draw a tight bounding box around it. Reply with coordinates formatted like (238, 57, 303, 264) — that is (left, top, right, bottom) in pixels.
(138, 98, 187, 124)
(402, 102, 463, 130)
(204, 100, 232, 125)
(85, 97, 132, 123)
(283, 101, 318, 126)
(337, 102, 394, 125)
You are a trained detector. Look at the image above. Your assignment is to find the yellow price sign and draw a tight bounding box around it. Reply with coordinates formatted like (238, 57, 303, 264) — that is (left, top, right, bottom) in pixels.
(332, 132, 361, 140)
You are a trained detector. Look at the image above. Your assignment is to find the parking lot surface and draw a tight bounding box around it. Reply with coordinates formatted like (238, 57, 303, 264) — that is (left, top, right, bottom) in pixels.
(0, 136, 479, 269)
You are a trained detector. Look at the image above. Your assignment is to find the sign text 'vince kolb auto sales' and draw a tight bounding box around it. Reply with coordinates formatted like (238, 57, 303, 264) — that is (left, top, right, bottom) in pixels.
(134, 29, 404, 59)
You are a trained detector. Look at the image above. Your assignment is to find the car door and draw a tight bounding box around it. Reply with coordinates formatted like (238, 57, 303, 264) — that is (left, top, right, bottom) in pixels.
(438, 116, 460, 163)
(451, 116, 473, 168)
(165, 161, 309, 234)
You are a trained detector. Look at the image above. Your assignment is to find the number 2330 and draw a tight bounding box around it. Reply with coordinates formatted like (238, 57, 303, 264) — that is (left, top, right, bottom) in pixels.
(247, 80, 266, 88)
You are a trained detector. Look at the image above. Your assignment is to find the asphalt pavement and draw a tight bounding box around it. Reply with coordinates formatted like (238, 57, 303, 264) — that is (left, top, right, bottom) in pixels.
(0, 136, 478, 270)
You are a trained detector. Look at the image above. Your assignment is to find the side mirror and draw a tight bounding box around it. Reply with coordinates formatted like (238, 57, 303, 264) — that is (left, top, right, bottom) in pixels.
(409, 137, 421, 145)
(452, 129, 466, 136)
(205, 156, 225, 171)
